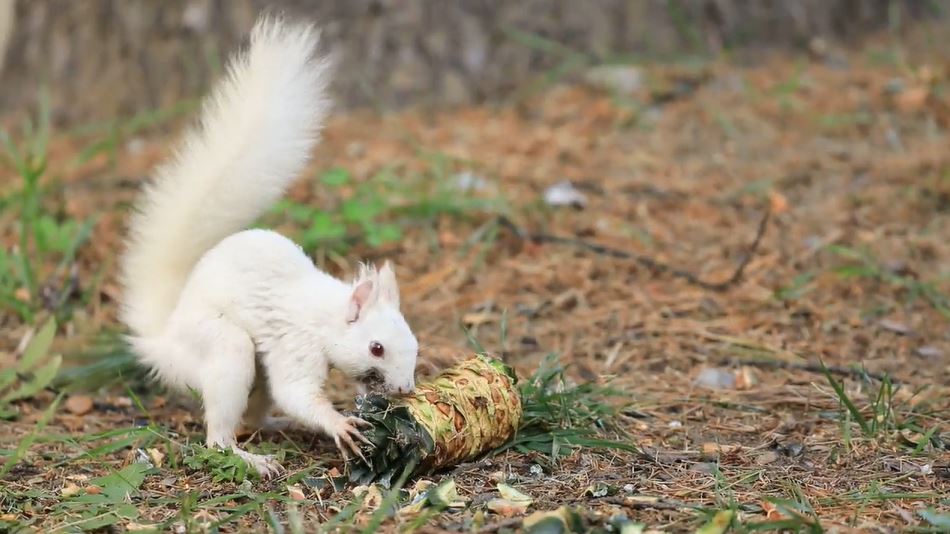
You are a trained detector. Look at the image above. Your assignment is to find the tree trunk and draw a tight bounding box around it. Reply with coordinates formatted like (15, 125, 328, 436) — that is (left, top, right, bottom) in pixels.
(0, 0, 938, 126)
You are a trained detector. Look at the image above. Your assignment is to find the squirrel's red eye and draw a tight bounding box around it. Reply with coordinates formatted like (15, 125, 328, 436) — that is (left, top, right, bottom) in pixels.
(370, 342, 385, 358)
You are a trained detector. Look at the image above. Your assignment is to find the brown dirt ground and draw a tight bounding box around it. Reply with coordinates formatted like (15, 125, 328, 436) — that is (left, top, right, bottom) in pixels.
(2, 24, 950, 534)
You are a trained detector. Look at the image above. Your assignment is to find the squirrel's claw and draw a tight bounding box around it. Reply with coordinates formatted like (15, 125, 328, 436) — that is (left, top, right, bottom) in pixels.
(333, 416, 373, 466)
(351, 417, 374, 429)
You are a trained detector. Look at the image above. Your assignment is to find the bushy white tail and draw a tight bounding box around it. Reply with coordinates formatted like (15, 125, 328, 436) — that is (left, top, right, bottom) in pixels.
(119, 16, 332, 337)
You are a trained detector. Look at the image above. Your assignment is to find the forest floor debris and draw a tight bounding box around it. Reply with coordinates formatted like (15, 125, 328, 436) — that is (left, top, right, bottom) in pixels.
(2, 26, 950, 533)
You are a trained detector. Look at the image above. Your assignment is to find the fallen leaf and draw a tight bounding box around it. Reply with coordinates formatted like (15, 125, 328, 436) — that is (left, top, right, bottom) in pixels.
(878, 318, 912, 336)
(612, 518, 646, 534)
(66, 395, 92, 415)
(497, 483, 533, 504)
(193, 509, 217, 525)
(60, 414, 85, 432)
(522, 506, 585, 533)
(898, 428, 927, 448)
(486, 498, 529, 517)
(352, 484, 384, 511)
(439, 230, 461, 247)
(754, 451, 780, 465)
(13, 287, 30, 303)
(486, 482, 533, 517)
(61, 482, 82, 497)
(408, 479, 435, 499)
(761, 500, 784, 520)
(429, 479, 466, 508)
(462, 311, 497, 327)
(696, 510, 735, 534)
(895, 86, 929, 114)
(769, 190, 789, 214)
(146, 448, 165, 468)
(734, 366, 757, 389)
(287, 485, 306, 501)
(401, 479, 466, 515)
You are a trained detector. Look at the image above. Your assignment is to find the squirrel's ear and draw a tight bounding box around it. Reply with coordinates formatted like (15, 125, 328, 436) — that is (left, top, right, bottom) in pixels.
(378, 260, 400, 308)
(346, 279, 375, 323)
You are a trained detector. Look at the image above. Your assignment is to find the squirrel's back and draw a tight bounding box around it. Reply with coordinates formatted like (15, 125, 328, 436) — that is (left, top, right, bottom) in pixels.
(119, 16, 333, 338)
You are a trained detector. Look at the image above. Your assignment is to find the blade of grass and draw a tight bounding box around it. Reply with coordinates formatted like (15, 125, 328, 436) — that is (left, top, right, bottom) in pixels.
(0, 393, 63, 478)
(820, 359, 871, 436)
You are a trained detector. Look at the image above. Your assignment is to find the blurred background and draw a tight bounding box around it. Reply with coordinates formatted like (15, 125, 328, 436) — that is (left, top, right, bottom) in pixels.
(1, 2, 950, 530)
(0, 0, 944, 124)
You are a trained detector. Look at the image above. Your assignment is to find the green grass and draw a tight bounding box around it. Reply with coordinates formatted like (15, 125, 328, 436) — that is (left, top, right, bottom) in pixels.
(774, 271, 816, 302)
(501, 353, 639, 459)
(820, 360, 945, 453)
(466, 319, 639, 459)
(0, 318, 61, 421)
(67, 98, 198, 171)
(0, 422, 319, 532)
(264, 163, 505, 256)
(0, 92, 96, 325)
(0, 343, 643, 532)
(768, 60, 809, 113)
(55, 329, 144, 394)
(827, 244, 950, 319)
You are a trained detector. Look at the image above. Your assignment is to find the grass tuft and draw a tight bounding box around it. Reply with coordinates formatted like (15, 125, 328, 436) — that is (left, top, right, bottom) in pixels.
(0, 89, 95, 324)
(500, 353, 639, 458)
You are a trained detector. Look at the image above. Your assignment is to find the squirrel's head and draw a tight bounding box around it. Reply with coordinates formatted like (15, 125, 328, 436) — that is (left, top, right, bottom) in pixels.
(333, 261, 418, 395)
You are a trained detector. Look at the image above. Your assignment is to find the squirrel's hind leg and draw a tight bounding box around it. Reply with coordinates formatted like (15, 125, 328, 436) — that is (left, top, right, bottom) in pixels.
(196, 317, 285, 479)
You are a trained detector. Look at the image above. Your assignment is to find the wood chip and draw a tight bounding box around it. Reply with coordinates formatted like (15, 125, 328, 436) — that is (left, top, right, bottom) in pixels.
(486, 498, 530, 517)
(287, 485, 306, 501)
(65, 395, 94, 416)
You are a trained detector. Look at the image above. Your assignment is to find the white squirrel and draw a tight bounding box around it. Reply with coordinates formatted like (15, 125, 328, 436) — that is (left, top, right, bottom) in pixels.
(118, 16, 418, 478)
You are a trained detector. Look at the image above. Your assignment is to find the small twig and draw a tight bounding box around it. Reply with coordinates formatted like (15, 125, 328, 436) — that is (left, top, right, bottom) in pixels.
(496, 208, 770, 292)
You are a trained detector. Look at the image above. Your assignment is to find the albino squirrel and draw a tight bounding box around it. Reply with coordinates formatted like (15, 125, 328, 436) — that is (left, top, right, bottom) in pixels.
(118, 16, 418, 477)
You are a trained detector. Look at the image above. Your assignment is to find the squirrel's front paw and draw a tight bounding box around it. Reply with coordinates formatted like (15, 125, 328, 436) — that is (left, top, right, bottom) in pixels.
(331, 416, 374, 464)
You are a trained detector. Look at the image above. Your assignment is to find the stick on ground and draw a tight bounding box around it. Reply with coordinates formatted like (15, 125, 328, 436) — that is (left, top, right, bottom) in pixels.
(496, 208, 771, 292)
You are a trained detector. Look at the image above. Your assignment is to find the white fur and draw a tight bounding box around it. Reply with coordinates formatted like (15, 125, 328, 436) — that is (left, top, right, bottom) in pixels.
(118, 16, 418, 476)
